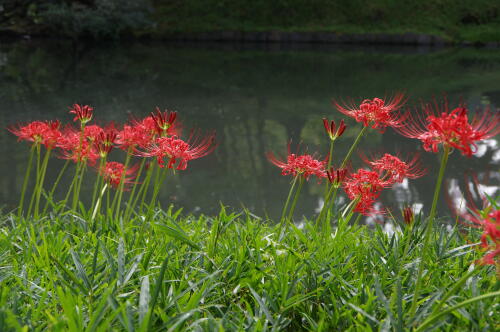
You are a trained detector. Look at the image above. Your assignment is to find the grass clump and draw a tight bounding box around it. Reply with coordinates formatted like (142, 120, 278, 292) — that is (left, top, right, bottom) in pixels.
(0, 206, 498, 331)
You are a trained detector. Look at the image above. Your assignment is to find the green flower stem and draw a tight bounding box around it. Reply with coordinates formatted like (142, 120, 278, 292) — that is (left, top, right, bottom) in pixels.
(415, 290, 500, 332)
(147, 166, 168, 219)
(72, 163, 87, 212)
(323, 139, 335, 195)
(18, 144, 36, 219)
(63, 162, 80, 210)
(27, 144, 41, 217)
(130, 160, 151, 217)
(124, 157, 146, 220)
(287, 176, 304, 221)
(279, 175, 299, 228)
(316, 183, 336, 228)
(139, 162, 156, 213)
(34, 147, 52, 219)
(340, 126, 367, 168)
(91, 183, 108, 231)
(71, 123, 86, 212)
(114, 147, 132, 220)
(43, 159, 70, 214)
(91, 157, 106, 210)
(409, 145, 451, 319)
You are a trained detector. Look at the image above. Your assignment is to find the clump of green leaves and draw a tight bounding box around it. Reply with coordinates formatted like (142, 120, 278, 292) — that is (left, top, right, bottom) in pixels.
(0, 205, 498, 331)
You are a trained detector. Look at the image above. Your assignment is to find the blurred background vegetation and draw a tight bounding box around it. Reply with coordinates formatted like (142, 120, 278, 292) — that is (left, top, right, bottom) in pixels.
(1, 0, 500, 42)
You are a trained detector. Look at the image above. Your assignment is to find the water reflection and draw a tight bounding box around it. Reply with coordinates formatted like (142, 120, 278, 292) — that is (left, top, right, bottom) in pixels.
(0, 40, 498, 221)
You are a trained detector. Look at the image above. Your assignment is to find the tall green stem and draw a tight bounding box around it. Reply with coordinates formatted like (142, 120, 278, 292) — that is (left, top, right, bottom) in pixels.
(91, 157, 106, 210)
(323, 140, 335, 196)
(18, 144, 36, 219)
(27, 144, 41, 217)
(146, 166, 168, 219)
(139, 162, 156, 213)
(409, 145, 450, 319)
(43, 159, 70, 214)
(287, 177, 304, 221)
(114, 147, 132, 220)
(317, 183, 336, 227)
(124, 158, 146, 220)
(72, 164, 86, 212)
(279, 175, 299, 228)
(91, 183, 108, 231)
(34, 147, 52, 219)
(341, 126, 367, 168)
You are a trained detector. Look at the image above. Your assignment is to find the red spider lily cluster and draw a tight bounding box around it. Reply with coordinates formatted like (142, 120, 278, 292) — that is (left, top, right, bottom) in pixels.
(342, 153, 426, 215)
(395, 99, 500, 156)
(9, 103, 216, 220)
(268, 93, 498, 234)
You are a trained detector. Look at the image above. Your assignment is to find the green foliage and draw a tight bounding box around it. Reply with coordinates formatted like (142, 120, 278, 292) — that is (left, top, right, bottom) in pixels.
(2, 0, 500, 41)
(1, 0, 152, 38)
(0, 206, 498, 330)
(153, 0, 500, 42)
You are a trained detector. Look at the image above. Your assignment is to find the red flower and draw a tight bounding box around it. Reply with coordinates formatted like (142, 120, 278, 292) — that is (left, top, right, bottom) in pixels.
(362, 153, 427, 185)
(326, 167, 348, 186)
(480, 210, 500, 265)
(462, 208, 500, 265)
(267, 145, 327, 181)
(94, 127, 118, 157)
(333, 93, 407, 132)
(395, 99, 500, 157)
(151, 107, 178, 136)
(144, 132, 216, 170)
(57, 126, 100, 165)
(9, 120, 62, 148)
(322, 118, 347, 140)
(99, 161, 137, 189)
(116, 124, 151, 150)
(343, 169, 387, 215)
(84, 124, 105, 142)
(69, 104, 93, 124)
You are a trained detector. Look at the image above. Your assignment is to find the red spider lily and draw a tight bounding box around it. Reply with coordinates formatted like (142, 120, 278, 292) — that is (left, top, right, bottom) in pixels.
(395, 98, 500, 157)
(116, 124, 152, 150)
(322, 118, 347, 140)
(9, 120, 62, 148)
(99, 161, 137, 189)
(57, 126, 100, 165)
(267, 144, 327, 181)
(402, 206, 415, 225)
(326, 167, 348, 186)
(461, 208, 500, 265)
(151, 107, 177, 136)
(479, 210, 500, 265)
(69, 104, 93, 124)
(333, 93, 407, 132)
(343, 169, 388, 215)
(94, 128, 118, 157)
(84, 124, 105, 142)
(362, 152, 427, 185)
(143, 131, 216, 170)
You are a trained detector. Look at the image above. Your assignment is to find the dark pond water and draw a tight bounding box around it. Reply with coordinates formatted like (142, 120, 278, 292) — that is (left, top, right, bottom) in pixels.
(0, 40, 498, 222)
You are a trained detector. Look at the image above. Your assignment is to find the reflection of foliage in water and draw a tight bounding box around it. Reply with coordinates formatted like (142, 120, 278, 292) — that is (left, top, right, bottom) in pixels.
(0, 41, 498, 218)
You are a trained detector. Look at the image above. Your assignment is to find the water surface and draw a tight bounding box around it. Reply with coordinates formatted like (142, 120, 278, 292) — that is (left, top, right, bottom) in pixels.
(0, 40, 498, 221)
